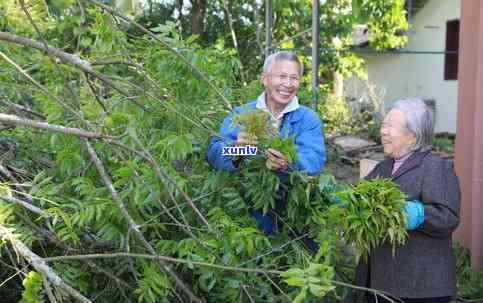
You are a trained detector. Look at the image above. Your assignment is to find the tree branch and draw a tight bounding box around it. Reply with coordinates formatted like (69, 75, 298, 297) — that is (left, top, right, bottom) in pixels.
(0, 97, 45, 120)
(37, 252, 401, 302)
(0, 225, 92, 303)
(0, 50, 92, 128)
(223, 0, 246, 83)
(0, 32, 149, 112)
(91, 59, 139, 66)
(41, 274, 58, 303)
(43, 252, 283, 275)
(0, 32, 91, 72)
(87, 0, 233, 110)
(83, 139, 204, 303)
(252, 0, 263, 53)
(0, 113, 106, 139)
(127, 133, 213, 233)
(0, 195, 44, 215)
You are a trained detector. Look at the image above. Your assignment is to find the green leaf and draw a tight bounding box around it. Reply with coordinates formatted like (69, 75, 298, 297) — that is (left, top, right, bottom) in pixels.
(199, 271, 216, 292)
(285, 277, 306, 287)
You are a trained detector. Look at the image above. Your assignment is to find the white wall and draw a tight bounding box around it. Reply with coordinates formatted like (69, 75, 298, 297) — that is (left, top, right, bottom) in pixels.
(362, 0, 460, 133)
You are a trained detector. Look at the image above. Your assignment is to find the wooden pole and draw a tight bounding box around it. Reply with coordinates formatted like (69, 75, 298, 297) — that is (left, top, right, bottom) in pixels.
(265, 0, 273, 57)
(311, 0, 320, 110)
(454, 0, 483, 270)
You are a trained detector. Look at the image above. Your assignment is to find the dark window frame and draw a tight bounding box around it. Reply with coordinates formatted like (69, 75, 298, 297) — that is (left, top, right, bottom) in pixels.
(444, 19, 460, 80)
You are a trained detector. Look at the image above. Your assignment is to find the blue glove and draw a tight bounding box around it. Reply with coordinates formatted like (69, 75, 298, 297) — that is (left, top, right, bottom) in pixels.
(404, 200, 425, 230)
(330, 194, 342, 205)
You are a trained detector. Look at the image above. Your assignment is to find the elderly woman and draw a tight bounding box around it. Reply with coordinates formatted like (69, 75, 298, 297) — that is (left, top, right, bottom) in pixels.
(354, 98, 460, 303)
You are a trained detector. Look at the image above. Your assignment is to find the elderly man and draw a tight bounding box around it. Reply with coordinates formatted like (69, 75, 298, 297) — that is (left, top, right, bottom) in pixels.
(206, 51, 326, 235)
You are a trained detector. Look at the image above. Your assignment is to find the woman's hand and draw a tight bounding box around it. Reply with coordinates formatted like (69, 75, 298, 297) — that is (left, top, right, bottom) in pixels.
(404, 200, 425, 230)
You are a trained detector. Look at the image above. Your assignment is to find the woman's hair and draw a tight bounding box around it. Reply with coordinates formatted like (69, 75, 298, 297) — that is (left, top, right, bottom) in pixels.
(390, 98, 434, 152)
(263, 51, 304, 76)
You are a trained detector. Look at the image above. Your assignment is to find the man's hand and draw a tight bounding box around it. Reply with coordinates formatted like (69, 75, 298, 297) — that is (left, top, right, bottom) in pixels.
(236, 131, 258, 147)
(232, 131, 258, 165)
(265, 148, 289, 172)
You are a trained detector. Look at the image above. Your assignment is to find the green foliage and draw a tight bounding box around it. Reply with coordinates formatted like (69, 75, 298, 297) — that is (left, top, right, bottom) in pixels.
(367, 119, 382, 143)
(433, 137, 454, 154)
(241, 160, 281, 214)
(455, 244, 483, 300)
(282, 262, 336, 302)
(270, 136, 298, 164)
(319, 95, 360, 136)
(134, 262, 171, 303)
(0, 0, 410, 301)
(20, 271, 45, 303)
(335, 178, 408, 259)
(353, 0, 409, 49)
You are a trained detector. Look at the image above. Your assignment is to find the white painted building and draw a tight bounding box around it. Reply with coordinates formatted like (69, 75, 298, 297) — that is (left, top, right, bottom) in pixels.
(356, 0, 460, 133)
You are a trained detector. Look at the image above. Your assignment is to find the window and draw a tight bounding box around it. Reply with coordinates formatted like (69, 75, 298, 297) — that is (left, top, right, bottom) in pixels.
(444, 19, 459, 80)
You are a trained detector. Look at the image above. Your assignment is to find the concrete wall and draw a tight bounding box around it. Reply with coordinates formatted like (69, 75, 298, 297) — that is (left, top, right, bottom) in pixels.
(360, 0, 460, 133)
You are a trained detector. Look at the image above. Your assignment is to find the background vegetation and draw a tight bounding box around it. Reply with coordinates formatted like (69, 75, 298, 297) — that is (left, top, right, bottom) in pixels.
(0, 0, 478, 302)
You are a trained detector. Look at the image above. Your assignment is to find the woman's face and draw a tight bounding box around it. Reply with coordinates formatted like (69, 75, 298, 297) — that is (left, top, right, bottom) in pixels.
(380, 109, 416, 158)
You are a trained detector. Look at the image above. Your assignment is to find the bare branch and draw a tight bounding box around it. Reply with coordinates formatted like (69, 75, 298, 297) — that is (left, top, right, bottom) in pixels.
(0, 164, 34, 204)
(0, 225, 92, 303)
(77, 0, 86, 25)
(84, 74, 108, 113)
(41, 275, 59, 303)
(330, 280, 400, 303)
(43, 252, 283, 275)
(37, 252, 408, 301)
(262, 272, 292, 302)
(241, 284, 256, 303)
(19, 0, 51, 58)
(85, 261, 133, 291)
(0, 32, 91, 71)
(91, 60, 139, 66)
(0, 195, 44, 215)
(0, 97, 45, 120)
(0, 113, 106, 138)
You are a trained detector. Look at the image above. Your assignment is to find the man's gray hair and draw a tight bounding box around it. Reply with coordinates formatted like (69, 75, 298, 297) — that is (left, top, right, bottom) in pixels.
(263, 51, 304, 76)
(390, 98, 434, 152)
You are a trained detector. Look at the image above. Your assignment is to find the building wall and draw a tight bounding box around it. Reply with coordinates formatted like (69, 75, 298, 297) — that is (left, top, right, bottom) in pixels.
(361, 0, 460, 133)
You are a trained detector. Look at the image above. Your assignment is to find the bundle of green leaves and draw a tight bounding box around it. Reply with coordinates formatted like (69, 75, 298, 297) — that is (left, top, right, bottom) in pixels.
(334, 178, 408, 259)
(231, 108, 298, 164)
(231, 108, 275, 144)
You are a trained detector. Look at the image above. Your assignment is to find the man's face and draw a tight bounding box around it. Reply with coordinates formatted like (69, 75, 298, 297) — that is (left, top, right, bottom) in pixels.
(262, 60, 301, 108)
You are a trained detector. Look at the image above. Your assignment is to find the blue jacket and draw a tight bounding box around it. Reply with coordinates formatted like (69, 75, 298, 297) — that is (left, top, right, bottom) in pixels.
(206, 101, 326, 175)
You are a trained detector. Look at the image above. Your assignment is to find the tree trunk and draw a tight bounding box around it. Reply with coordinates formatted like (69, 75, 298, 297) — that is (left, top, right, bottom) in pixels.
(332, 37, 343, 99)
(333, 71, 343, 99)
(190, 0, 206, 37)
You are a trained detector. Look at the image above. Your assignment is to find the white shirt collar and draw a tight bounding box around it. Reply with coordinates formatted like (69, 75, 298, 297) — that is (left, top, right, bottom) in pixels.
(255, 92, 300, 121)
